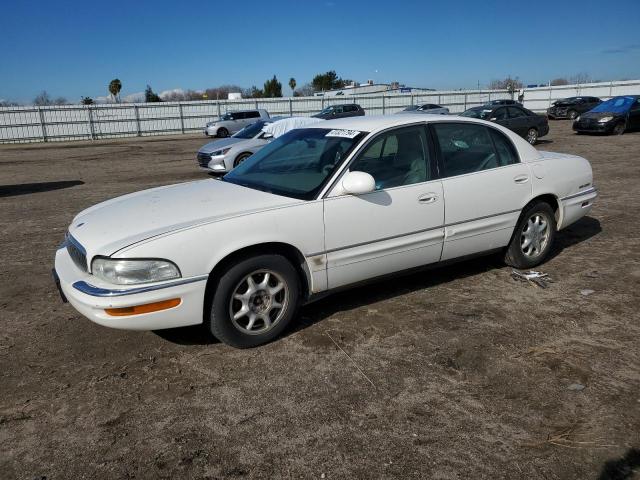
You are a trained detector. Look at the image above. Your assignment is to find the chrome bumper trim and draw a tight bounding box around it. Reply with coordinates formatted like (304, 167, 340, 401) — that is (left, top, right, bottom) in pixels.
(561, 186, 597, 202)
(72, 275, 208, 297)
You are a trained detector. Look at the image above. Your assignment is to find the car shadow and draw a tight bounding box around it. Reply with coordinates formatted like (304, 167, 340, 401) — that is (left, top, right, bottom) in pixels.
(0, 180, 84, 198)
(597, 448, 640, 480)
(535, 139, 554, 145)
(154, 216, 601, 346)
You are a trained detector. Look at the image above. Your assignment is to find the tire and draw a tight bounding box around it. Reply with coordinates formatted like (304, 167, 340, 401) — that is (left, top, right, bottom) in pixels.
(217, 127, 229, 138)
(504, 201, 557, 269)
(568, 110, 578, 120)
(526, 128, 539, 145)
(207, 254, 300, 348)
(233, 152, 252, 168)
(612, 121, 626, 135)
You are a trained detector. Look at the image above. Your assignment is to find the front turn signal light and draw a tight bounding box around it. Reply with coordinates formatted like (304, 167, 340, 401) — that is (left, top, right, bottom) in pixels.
(105, 298, 181, 317)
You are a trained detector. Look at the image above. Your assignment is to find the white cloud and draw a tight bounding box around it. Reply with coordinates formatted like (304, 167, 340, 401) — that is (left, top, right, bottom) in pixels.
(159, 88, 185, 99)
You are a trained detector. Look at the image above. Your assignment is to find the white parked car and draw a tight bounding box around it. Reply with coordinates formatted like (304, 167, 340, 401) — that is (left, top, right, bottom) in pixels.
(197, 117, 323, 173)
(204, 109, 269, 137)
(54, 115, 597, 348)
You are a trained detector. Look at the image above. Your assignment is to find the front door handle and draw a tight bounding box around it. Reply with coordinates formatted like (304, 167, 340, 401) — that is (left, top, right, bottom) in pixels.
(418, 193, 438, 204)
(514, 174, 529, 184)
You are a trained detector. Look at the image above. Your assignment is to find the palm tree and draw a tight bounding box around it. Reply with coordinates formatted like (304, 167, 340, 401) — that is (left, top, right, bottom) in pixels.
(288, 77, 297, 96)
(108, 79, 122, 103)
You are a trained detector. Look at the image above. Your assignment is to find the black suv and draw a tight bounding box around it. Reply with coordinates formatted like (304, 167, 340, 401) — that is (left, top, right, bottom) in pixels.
(547, 96, 601, 120)
(312, 103, 365, 119)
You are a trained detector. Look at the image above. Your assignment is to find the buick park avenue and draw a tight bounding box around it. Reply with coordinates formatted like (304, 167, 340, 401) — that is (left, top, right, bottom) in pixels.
(54, 115, 597, 348)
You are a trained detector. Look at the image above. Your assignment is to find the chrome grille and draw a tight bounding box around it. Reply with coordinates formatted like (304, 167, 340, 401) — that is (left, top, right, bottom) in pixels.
(66, 235, 87, 272)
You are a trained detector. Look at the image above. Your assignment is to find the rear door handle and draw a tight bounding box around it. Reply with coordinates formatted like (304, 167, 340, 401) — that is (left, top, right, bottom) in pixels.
(418, 193, 438, 204)
(514, 174, 529, 184)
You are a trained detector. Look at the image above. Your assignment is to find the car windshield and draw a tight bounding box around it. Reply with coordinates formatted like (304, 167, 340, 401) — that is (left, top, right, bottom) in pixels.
(403, 105, 419, 111)
(233, 121, 266, 139)
(318, 107, 334, 115)
(460, 108, 494, 119)
(223, 128, 366, 200)
(591, 97, 634, 113)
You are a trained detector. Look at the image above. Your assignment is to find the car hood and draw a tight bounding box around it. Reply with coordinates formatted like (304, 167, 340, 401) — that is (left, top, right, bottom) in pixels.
(580, 111, 622, 119)
(68, 179, 300, 259)
(198, 137, 244, 153)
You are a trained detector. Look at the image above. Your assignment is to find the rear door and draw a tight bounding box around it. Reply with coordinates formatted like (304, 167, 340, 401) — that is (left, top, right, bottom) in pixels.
(491, 107, 510, 129)
(506, 107, 530, 137)
(629, 98, 640, 129)
(431, 122, 531, 261)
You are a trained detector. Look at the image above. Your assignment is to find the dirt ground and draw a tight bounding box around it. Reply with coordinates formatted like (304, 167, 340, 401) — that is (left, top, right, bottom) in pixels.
(1, 123, 639, 480)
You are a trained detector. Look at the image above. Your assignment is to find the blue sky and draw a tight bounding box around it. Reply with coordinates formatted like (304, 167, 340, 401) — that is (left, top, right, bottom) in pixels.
(1, 0, 639, 103)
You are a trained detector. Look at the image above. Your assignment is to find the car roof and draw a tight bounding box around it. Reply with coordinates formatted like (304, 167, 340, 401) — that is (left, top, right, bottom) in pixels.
(325, 103, 361, 107)
(306, 114, 487, 133)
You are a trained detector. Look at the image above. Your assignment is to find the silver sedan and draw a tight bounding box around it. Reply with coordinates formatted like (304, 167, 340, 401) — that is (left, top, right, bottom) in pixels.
(397, 103, 449, 115)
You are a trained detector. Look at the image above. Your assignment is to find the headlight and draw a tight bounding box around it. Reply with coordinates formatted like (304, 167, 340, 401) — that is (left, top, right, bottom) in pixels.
(91, 258, 181, 285)
(575, 116, 580, 121)
(211, 147, 232, 156)
(598, 116, 613, 123)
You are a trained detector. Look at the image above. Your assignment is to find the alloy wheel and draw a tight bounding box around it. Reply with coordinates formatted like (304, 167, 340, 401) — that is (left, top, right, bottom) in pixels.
(520, 213, 550, 258)
(228, 270, 288, 335)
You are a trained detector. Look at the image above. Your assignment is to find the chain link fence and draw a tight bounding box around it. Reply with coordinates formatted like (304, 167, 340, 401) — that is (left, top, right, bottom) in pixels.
(1, 80, 638, 144)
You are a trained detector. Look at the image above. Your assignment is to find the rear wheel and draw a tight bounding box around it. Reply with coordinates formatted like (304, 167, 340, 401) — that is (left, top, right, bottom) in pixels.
(233, 152, 252, 168)
(568, 110, 578, 120)
(217, 127, 229, 138)
(207, 254, 300, 348)
(612, 121, 626, 135)
(526, 128, 539, 145)
(505, 201, 557, 269)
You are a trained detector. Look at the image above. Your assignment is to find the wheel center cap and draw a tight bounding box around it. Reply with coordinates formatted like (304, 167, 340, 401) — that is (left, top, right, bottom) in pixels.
(250, 290, 271, 313)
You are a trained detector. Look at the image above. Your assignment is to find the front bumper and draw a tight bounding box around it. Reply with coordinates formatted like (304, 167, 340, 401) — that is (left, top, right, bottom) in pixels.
(196, 152, 229, 173)
(54, 247, 208, 330)
(572, 119, 616, 133)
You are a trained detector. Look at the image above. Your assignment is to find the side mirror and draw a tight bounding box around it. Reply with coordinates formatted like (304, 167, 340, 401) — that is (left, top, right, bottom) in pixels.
(342, 171, 375, 195)
(489, 117, 497, 122)
(262, 132, 274, 139)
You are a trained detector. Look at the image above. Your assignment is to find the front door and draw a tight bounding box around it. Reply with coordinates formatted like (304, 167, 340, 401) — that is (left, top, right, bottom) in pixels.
(323, 124, 444, 289)
(430, 122, 532, 261)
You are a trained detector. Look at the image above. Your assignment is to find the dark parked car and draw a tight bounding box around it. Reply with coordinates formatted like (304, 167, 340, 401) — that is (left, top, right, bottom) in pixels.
(487, 99, 522, 106)
(547, 96, 601, 120)
(460, 104, 549, 144)
(397, 103, 449, 115)
(573, 95, 640, 135)
(312, 103, 365, 119)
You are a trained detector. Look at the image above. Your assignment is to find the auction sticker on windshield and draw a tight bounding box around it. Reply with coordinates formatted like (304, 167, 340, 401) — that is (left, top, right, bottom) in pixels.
(325, 129, 361, 139)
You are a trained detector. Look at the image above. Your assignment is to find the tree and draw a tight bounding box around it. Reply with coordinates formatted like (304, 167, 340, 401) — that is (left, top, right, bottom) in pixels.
(0, 100, 19, 107)
(81, 96, 94, 105)
(569, 72, 591, 84)
(53, 97, 68, 105)
(311, 70, 346, 92)
(108, 79, 122, 102)
(288, 77, 296, 95)
(263, 75, 282, 98)
(488, 76, 523, 96)
(242, 86, 264, 98)
(296, 83, 315, 97)
(145, 85, 162, 102)
(33, 91, 52, 106)
(204, 84, 243, 100)
(550, 78, 569, 86)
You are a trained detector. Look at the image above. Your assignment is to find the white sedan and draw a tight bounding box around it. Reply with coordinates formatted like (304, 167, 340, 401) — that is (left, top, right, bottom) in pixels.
(54, 115, 597, 348)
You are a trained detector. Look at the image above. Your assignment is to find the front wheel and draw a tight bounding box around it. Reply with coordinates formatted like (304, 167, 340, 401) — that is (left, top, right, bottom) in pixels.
(612, 121, 626, 135)
(233, 152, 252, 168)
(217, 127, 229, 138)
(568, 110, 578, 120)
(526, 128, 539, 145)
(505, 202, 557, 269)
(207, 254, 300, 348)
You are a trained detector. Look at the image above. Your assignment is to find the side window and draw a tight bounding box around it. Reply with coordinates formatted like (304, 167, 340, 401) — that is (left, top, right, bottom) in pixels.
(493, 108, 508, 120)
(231, 112, 244, 120)
(488, 129, 519, 166)
(334, 106, 344, 114)
(350, 126, 431, 189)
(508, 107, 526, 118)
(247, 111, 260, 118)
(432, 123, 499, 177)
(344, 105, 356, 112)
